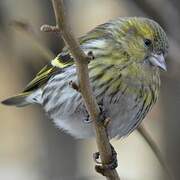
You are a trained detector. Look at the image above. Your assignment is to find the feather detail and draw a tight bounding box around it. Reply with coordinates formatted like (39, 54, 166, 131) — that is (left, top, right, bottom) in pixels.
(23, 52, 74, 93)
(1, 92, 31, 107)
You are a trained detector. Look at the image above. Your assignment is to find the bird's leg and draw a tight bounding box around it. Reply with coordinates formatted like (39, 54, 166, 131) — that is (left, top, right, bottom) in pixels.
(83, 104, 111, 126)
(85, 103, 116, 175)
(83, 105, 105, 124)
(87, 51, 95, 61)
(83, 112, 93, 124)
(69, 80, 80, 92)
(93, 143, 118, 176)
(97, 104, 111, 128)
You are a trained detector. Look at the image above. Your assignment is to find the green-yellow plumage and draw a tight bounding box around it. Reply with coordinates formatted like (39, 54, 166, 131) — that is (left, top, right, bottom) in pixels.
(2, 17, 168, 138)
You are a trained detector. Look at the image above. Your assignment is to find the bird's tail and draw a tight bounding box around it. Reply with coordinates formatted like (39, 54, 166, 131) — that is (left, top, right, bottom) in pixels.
(1, 90, 42, 107)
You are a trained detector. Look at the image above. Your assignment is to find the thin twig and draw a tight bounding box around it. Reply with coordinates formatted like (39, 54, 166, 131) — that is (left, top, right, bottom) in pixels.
(137, 125, 174, 180)
(11, 20, 54, 60)
(42, 0, 120, 179)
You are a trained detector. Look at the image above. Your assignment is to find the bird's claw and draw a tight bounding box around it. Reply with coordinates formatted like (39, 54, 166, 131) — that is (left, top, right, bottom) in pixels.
(93, 144, 118, 176)
(83, 104, 111, 126)
(93, 152, 101, 164)
(69, 81, 80, 92)
(97, 104, 111, 128)
(87, 51, 95, 62)
(83, 115, 93, 124)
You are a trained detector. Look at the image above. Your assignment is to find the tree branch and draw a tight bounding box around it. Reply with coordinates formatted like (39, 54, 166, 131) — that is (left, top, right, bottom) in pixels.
(41, 0, 120, 179)
(137, 125, 174, 180)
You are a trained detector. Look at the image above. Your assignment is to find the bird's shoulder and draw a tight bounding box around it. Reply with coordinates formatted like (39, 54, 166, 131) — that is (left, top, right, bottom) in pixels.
(23, 52, 74, 93)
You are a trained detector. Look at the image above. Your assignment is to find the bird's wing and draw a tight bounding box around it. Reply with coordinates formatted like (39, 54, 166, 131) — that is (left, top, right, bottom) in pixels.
(23, 52, 74, 93)
(1, 52, 74, 107)
(23, 23, 114, 93)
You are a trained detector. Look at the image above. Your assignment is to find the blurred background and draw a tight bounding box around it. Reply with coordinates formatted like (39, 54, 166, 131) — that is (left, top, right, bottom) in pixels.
(0, 0, 180, 180)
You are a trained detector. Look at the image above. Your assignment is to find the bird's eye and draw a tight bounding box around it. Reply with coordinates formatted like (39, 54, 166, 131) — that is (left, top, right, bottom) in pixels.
(144, 39, 152, 47)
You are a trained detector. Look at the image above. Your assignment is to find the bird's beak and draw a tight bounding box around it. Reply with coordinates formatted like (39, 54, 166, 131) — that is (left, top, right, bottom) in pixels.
(149, 53, 167, 71)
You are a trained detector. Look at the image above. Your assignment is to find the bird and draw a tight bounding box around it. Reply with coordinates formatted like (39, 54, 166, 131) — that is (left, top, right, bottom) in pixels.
(2, 17, 169, 139)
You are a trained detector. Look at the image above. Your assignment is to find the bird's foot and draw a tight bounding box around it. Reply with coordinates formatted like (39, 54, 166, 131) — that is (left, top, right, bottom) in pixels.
(83, 113, 93, 124)
(87, 51, 95, 61)
(69, 81, 80, 92)
(93, 144, 118, 176)
(97, 104, 111, 128)
(83, 104, 111, 127)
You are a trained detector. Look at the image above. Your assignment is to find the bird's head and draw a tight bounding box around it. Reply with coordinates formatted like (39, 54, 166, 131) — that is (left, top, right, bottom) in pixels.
(116, 17, 169, 71)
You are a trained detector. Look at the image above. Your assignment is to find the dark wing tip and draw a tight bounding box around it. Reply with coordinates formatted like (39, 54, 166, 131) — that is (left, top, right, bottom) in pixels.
(1, 94, 30, 107)
(1, 98, 15, 106)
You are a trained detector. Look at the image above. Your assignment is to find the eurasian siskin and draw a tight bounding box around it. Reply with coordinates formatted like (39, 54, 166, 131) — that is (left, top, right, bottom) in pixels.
(2, 17, 169, 139)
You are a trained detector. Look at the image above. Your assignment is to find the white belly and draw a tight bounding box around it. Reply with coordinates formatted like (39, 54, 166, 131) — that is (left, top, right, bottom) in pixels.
(47, 92, 144, 139)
